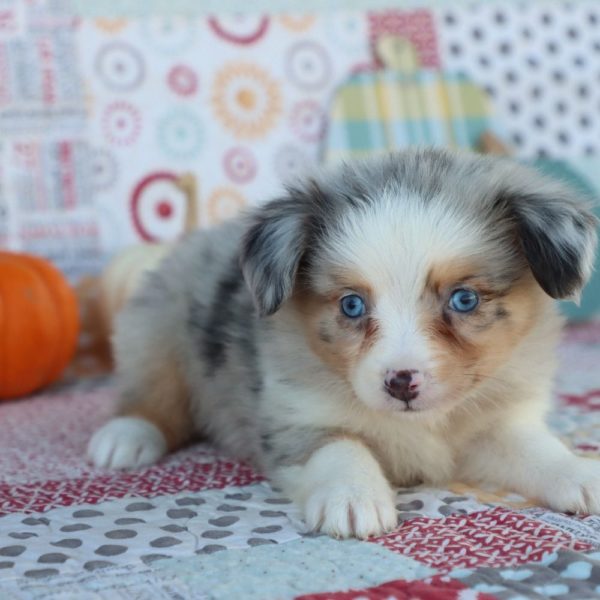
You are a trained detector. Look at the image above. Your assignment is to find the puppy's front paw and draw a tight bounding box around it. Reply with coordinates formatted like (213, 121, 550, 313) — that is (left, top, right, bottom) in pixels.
(87, 416, 167, 469)
(304, 481, 397, 539)
(543, 457, 600, 515)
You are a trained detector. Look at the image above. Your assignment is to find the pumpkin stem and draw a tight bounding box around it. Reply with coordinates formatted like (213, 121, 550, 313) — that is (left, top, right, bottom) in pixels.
(175, 173, 199, 235)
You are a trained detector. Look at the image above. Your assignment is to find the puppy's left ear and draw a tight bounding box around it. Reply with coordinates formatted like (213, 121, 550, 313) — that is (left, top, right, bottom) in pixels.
(497, 168, 598, 300)
(240, 188, 314, 317)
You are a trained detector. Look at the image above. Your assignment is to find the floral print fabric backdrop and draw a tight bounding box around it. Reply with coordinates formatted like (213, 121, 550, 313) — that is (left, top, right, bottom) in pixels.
(2, 0, 600, 280)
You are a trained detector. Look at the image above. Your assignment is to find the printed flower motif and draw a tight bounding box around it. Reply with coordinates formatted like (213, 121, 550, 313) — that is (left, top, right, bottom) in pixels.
(207, 186, 247, 225)
(130, 171, 186, 242)
(208, 15, 270, 45)
(223, 147, 258, 184)
(95, 42, 145, 92)
(290, 100, 326, 142)
(157, 110, 204, 159)
(102, 101, 142, 146)
(278, 14, 316, 32)
(273, 143, 313, 183)
(94, 18, 128, 33)
(285, 41, 332, 91)
(167, 65, 199, 96)
(211, 62, 281, 139)
(140, 16, 194, 55)
(90, 148, 118, 191)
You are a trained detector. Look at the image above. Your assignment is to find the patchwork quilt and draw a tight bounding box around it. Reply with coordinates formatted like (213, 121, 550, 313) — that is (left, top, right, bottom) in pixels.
(1, 323, 599, 599)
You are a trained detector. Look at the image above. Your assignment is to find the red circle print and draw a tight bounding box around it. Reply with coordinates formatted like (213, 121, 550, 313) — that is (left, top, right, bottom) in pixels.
(167, 65, 198, 96)
(208, 15, 269, 45)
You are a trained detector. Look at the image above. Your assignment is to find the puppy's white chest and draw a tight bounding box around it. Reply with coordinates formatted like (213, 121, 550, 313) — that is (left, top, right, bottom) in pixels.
(365, 421, 455, 487)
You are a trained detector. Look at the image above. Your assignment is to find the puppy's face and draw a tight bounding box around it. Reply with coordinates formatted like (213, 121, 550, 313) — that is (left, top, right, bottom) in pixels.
(241, 150, 597, 417)
(294, 201, 545, 415)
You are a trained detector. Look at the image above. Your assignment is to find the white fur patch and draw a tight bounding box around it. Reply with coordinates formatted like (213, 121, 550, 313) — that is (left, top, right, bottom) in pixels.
(459, 421, 600, 515)
(535, 457, 600, 515)
(276, 439, 398, 539)
(87, 416, 167, 469)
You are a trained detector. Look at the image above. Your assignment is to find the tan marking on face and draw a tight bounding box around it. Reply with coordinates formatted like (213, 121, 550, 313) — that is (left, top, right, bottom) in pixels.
(423, 265, 545, 398)
(118, 353, 193, 451)
(292, 284, 379, 377)
(426, 262, 490, 299)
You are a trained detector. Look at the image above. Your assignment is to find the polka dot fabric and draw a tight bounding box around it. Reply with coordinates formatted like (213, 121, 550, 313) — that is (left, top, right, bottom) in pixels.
(0, 484, 306, 579)
(434, 1, 600, 159)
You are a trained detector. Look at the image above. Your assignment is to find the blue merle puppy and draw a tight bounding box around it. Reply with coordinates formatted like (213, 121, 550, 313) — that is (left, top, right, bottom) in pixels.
(89, 148, 599, 538)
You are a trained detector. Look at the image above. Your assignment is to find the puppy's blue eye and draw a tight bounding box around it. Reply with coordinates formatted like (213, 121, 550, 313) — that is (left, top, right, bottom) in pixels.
(340, 294, 366, 318)
(449, 289, 479, 313)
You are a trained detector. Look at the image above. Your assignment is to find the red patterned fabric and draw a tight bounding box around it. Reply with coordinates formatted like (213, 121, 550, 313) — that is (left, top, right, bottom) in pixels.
(296, 575, 496, 600)
(368, 9, 440, 68)
(560, 389, 600, 411)
(0, 457, 261, 515)
(0, 385, 262, 515)
(372, 507, 593, 572)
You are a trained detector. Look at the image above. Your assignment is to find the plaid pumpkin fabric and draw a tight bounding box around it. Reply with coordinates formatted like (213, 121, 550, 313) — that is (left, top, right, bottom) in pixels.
(323, 69, 493, 164)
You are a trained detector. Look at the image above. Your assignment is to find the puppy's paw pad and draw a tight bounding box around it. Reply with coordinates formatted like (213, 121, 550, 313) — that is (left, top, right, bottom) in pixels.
(545, 459, 600, 515)
(87, 417, 167, 470)
(305, 483, 397, 539)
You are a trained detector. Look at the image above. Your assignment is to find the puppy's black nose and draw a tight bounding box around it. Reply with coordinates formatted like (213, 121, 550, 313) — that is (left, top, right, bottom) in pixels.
(385, 370, 420, 403)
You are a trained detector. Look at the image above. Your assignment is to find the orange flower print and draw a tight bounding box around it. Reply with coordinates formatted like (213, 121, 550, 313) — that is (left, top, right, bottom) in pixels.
(206, 186, 247, 225)
(94, 18, 129, 33)
(211, 62, 281, 139)
(278, 14, 316, 32)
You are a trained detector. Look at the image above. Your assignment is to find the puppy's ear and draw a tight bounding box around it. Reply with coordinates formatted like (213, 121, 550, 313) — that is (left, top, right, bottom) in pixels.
(240, 190, 313, 317)
(496, 168, 598, 300)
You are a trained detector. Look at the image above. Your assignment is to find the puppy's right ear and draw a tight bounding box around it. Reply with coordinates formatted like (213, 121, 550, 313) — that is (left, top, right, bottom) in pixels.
(240, 191, 312, 317)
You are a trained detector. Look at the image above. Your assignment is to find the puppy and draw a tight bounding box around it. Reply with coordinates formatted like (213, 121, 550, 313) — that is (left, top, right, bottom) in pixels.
(88, 149, 600, 539)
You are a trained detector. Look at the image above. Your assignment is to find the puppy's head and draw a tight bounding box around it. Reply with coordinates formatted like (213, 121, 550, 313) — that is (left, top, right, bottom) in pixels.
(240, 149, 597, 416)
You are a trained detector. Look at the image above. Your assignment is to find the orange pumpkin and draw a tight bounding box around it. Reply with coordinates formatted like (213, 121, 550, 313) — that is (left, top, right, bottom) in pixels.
(0, 252, 79, 399)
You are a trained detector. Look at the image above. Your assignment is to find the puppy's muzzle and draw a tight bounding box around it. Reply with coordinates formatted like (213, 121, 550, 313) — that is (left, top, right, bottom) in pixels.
(384, 369, 422, 405)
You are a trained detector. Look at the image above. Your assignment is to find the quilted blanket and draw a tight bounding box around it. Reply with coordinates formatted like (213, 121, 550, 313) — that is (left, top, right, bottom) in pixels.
(1, 324, 599, 599)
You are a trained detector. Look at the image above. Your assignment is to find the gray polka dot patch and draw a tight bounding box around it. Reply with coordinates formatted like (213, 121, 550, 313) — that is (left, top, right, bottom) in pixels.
(150, 536, 183, 548)
(260, 510, 286, 518)
(21, 518, 49, 526)
(0, 484, 306, 579)
(166, 508, 197, 519)
(125, 502, 155, 512)
(72, 509, 103, 518)
(225, 493, 252, 501)
(161, 524, 188, 533)
(51, 539, 82, 548)
(217, 504, 246, 512)
(248, 537, 277, 546)
(201, 530, 233, 539)
(252, 525, 282, 534)
(435, 2, 600, 158)
(0, 483, 486, 581)
(60, 524, 91, 532)
(114, 518, 146, 525)
(208, 516, 239, 527)
(95, 545, 128, 556)
(176, 497, 205, 507)
(0, 546, 25, 557)
(24, 568, 59, 579)
(38, 553, 69, 564)
(8, 532, 37, 540)
(105, 529, 137, 539)
(140, 554, 171, 565)
(197, 545, 226, 554)
(84, 560, 114, 571)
